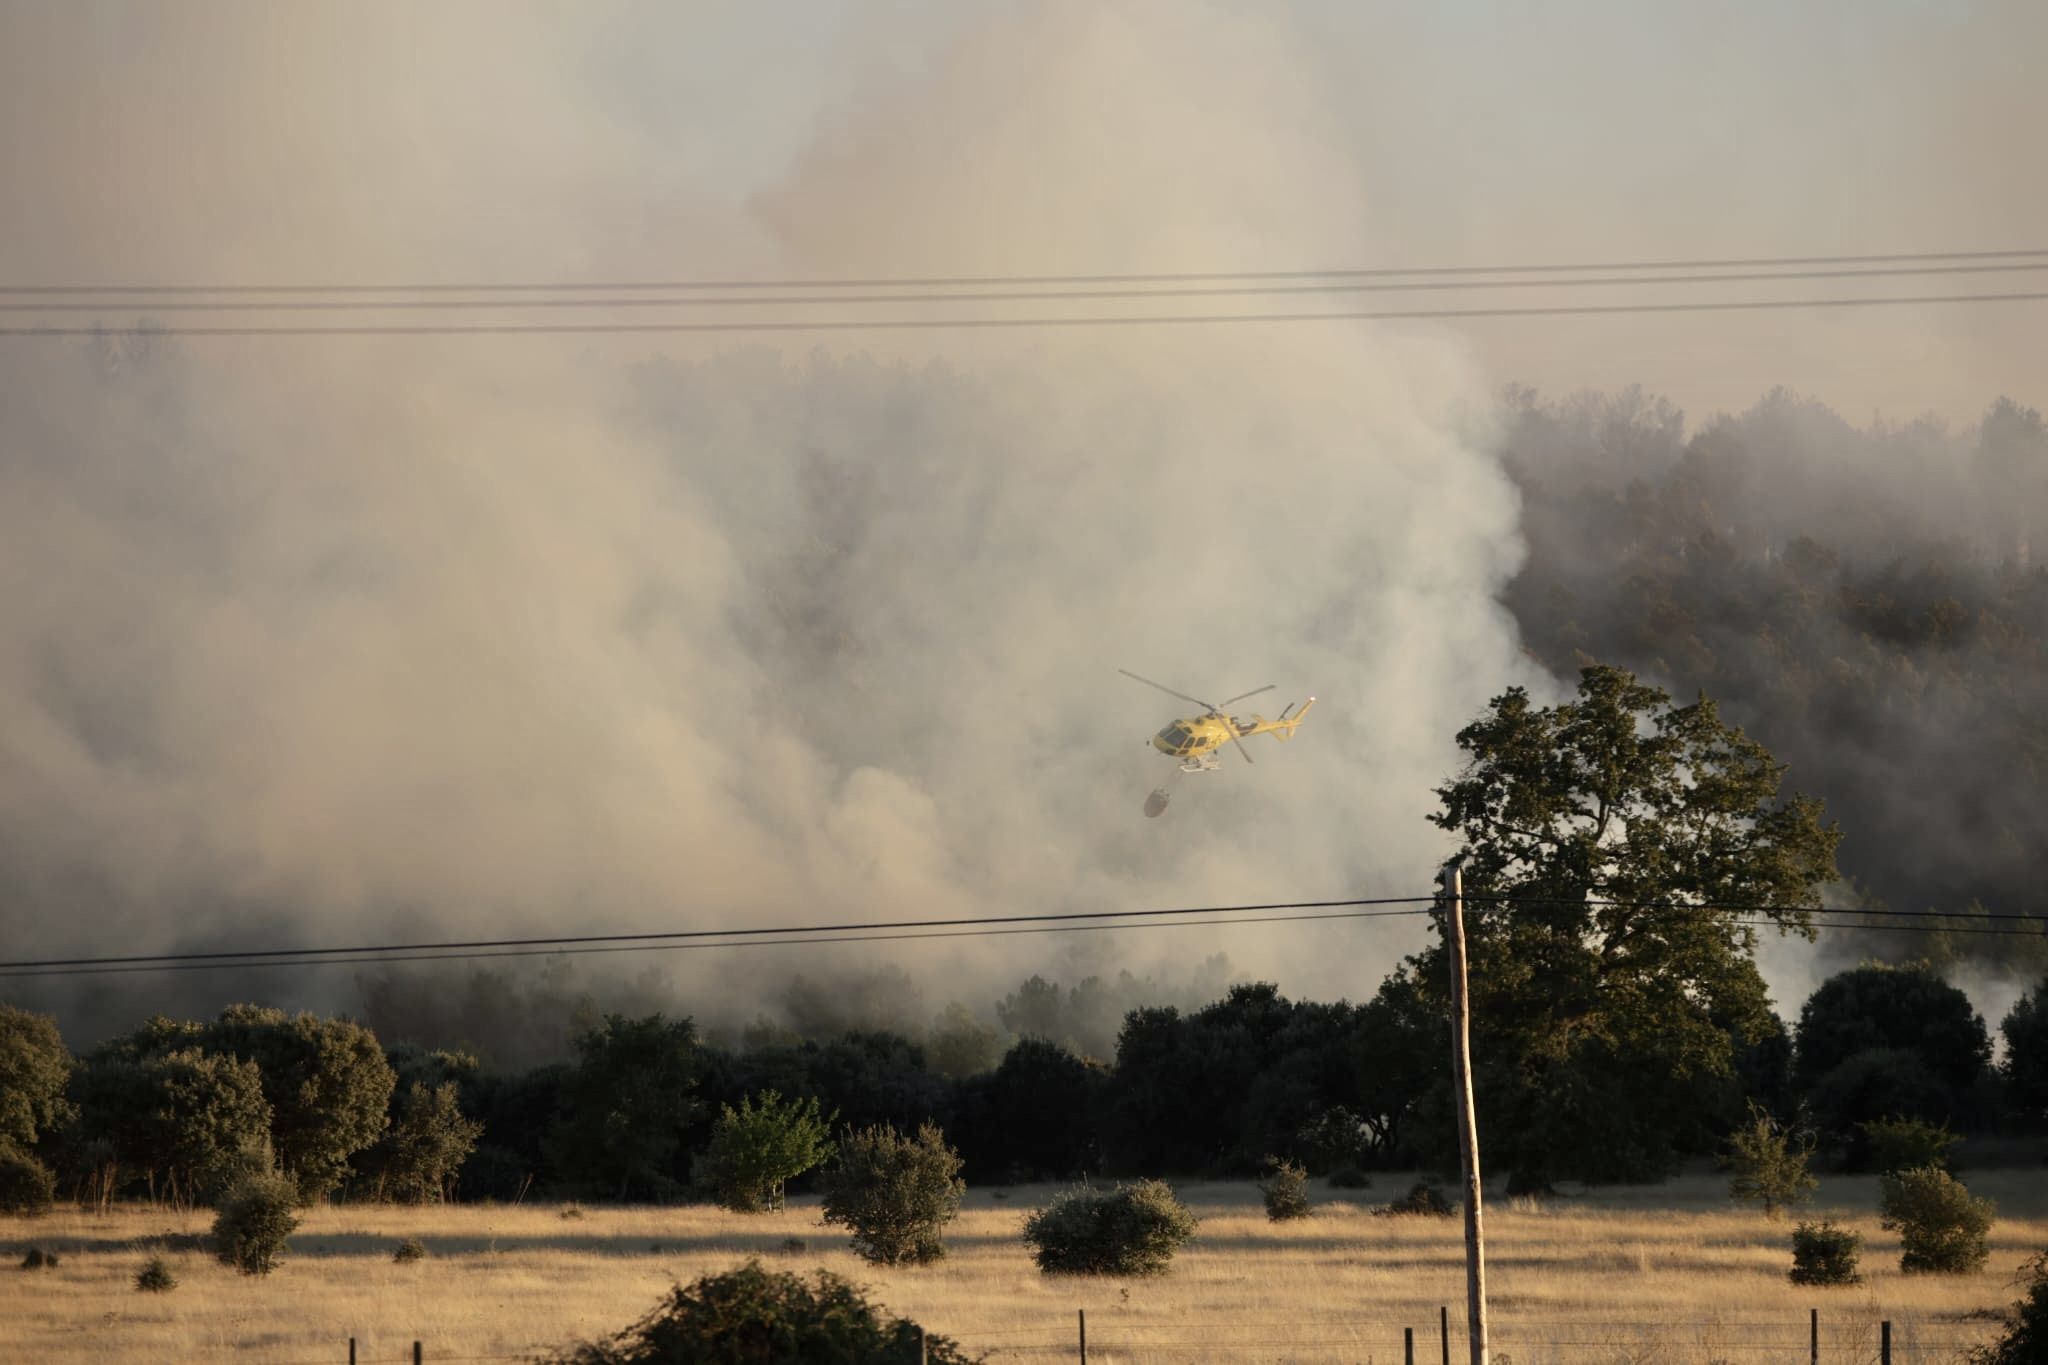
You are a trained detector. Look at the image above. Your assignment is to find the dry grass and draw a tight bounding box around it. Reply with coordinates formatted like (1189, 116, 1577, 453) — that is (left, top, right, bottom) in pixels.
(2, 1171, 2042, 1363)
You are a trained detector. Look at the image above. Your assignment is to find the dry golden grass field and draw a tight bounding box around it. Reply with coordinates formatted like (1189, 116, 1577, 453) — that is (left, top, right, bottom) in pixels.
(4, 1171, 2044, 1363)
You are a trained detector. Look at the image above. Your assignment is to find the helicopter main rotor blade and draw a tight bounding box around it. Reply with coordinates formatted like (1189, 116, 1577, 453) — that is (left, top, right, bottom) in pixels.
(1117, 669, 1215, 712)
(1231, 733, 1255, 764)
(1216, 684, 1276, 710)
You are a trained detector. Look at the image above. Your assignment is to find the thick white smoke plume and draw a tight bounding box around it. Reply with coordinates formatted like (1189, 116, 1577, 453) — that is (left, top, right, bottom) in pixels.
(0, 4, 1537, 1035)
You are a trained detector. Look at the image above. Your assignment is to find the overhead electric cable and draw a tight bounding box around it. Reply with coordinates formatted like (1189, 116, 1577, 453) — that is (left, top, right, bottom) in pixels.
(4, 290, 2046, 337)
(1, 890, 2035, 983)
(0, 906, 1438, 981)
(0, 895, 1434, 972)
(6, 246, 2046, 294)
(8, 262, 2048, 313)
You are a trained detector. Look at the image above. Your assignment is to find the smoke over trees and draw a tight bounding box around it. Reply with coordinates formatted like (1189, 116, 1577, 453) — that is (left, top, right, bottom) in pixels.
(1502, 387, 2048, 974)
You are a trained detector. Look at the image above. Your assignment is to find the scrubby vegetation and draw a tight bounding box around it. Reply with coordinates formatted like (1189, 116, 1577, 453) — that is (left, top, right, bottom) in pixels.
(1881, 1167, 1995, 1275)
(1021, 1180, 1197, 1276)
(695, 1091, 832, 1213)
(1968, 1251, 2048, 1365)
(212, 1170, 302, 1275)
(1789, 1221, 1863, 1286)
(1258, 1158, 1311, 1221)
(1726, 1104, 1816, 1218)
(819, 1123, 964, 1266)
(545, 1259, 981, 1364)
(134, 1255, 177, 1292)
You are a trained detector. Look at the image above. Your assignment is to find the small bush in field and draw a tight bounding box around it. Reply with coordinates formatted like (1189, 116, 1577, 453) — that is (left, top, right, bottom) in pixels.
(1789, 1221, 1862, 1286)
(135, 1256, 178, 1292)
(20, 1247, 58, 1270)
(1880, 1166, 1993, 1274)
(819, 1123, 965, 1267)
(1862, 1115, 1961, 1175)
(393, 1237, 427, 1264)
(212, 1170, 301, 1276)
(1021, 1181, 1198, 1276)
(1258, 1158, 1312, 1221)
(1380, 1182, 1455, 1217)
(544, 1258, 982, 1364)
(1325, 1165, 1373, 1190)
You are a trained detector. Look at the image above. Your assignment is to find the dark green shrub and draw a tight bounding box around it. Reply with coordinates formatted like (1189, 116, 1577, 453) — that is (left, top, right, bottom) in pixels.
(1258, 1158, 1311, 1221)
(545, 1259, 981, 1363)
(20, 1247, 57, 1269)
(1861, 1115, 1961, 1175)
(212, 1170, 301, 1275)
(373, 1081, 483, 1204)
(1020, 1180, 1198, 1276)
(1380, 1182, 1455, 1217)
(0, 1143, 56, 1216)
(1789, 1221, 1863, 1286)
(135, 1256, 178, 1292)
(1726, 1104, 1817, 1217)
(393, 1237, 427, 1264)
(1325, 1165, 1373, 1190)
(0, 1007, 74, 1153)
(819, 1123, 964, 1266)
(1880, 1166, 1993, 1274)
(695, 1091, 833, 1213)
(1969, 1251, 2048, 1365)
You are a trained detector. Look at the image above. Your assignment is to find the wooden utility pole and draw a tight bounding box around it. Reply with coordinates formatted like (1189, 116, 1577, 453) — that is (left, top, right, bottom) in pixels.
(1441, 861, 1489, 1365)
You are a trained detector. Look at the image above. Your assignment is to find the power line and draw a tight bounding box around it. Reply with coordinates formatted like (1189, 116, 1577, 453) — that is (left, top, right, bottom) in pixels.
(0, 906, 1437, 981)
(4, 290, 2045, 337)
(6, 246, 2045, 294)
(1, 891, 2036, 984)
(0, 895, 1433, 972)
(7, 262, 2048, 313)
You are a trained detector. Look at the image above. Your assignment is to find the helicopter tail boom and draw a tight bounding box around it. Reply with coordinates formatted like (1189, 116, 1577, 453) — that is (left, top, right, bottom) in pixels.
(1270, 695, 1316, 739)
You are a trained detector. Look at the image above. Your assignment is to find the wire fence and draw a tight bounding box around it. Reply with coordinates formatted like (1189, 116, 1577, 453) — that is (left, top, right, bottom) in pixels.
(200, 1307, 2015, 1365)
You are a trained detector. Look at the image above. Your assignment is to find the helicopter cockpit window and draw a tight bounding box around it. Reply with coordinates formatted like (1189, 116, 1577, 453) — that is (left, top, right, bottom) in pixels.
(1159, 724, 1192, 748)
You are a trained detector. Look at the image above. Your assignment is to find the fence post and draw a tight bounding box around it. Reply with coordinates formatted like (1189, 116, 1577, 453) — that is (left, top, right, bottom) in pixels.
(1809, 1307, 1817, 1364)
(917, 1323, 927, 1365)
(414, 1342, 423, 1365)
(1078, 1307, 1087, 1364)
(348, 1339, 356, 1365)
(1881, 1320, 1891, 1364)
(1440, 1304, 1450, 1365)
(1405, 1325, 1415, 1364)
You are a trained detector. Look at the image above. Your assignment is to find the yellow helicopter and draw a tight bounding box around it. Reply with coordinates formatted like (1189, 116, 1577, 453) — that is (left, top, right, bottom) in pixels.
(1120, 669, 1316, 812)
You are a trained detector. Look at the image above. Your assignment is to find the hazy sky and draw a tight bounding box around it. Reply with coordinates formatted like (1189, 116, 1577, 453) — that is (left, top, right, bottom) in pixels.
(6, 1, 2039, 417)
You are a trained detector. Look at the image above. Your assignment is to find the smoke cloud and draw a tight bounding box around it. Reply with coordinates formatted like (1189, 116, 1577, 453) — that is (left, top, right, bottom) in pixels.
(4, 2, 2040, 1048)
(0, 3, 1535, 1042)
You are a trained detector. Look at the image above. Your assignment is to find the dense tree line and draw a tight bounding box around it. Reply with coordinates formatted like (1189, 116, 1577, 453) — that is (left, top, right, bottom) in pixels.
(3, 958, 2044, 1212)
